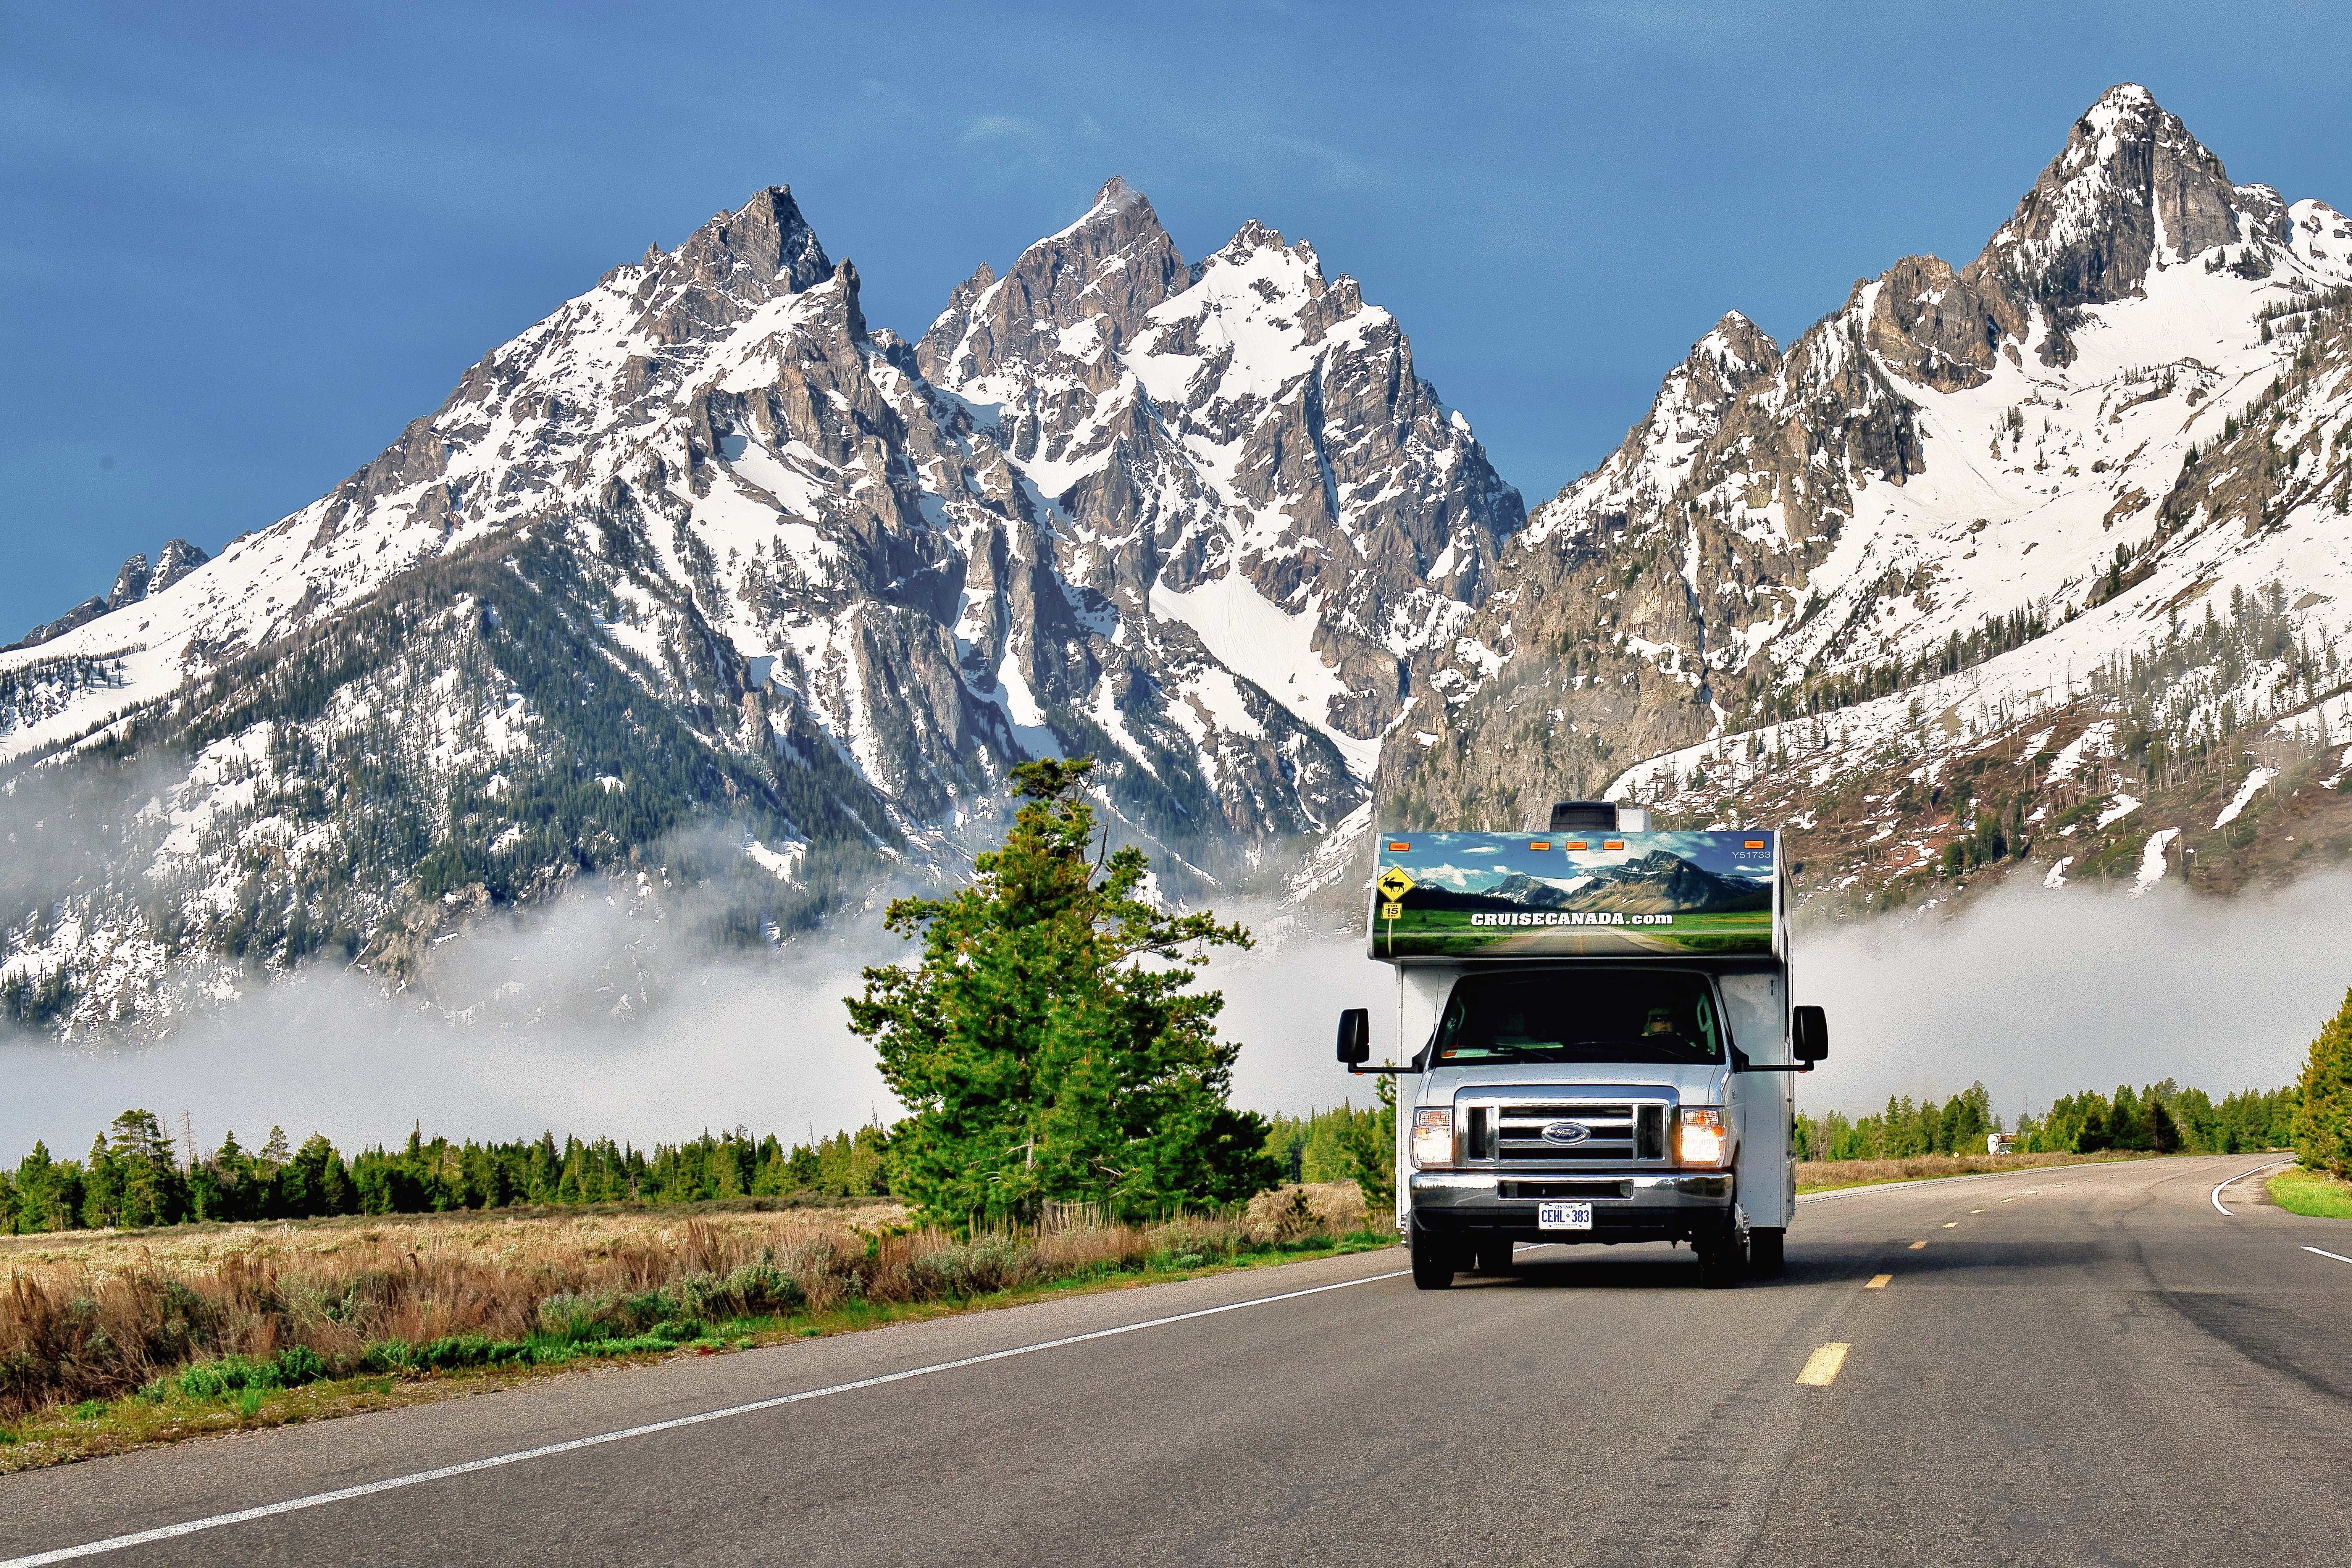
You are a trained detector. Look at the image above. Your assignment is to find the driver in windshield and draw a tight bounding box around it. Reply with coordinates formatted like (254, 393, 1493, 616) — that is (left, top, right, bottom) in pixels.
(1641, 1006, 1677, 1037)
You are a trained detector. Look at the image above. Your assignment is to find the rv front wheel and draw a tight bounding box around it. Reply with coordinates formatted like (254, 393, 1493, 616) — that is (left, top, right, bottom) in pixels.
(1694, 1225, 1746, 1289)
(1409, 1221, 1457, 1291)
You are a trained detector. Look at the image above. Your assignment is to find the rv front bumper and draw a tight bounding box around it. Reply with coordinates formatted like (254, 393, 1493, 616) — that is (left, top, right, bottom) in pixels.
(1409, 1170, 1734, 1245)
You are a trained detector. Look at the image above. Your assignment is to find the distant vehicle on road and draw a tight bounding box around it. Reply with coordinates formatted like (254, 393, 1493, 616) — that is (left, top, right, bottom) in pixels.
(1987, 1133, 2015, 1154)
(1338, 800, 1827, 1289)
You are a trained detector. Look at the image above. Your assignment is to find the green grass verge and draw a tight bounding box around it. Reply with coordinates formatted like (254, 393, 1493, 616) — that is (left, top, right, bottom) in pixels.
(0, 1230, 1398, 1470)
(2269, 1165, 2352, 1219)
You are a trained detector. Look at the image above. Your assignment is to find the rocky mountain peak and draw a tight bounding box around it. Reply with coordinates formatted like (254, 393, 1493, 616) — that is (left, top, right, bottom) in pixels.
(669, 186, 831, 296)
(623, 187, 833, 350)
(915, 176, 1187, 389)
(150, 537, 209, 594)
(1217, 218, 1301, 260)
(6, 537, 211, 652)
(107, 553, 151, 610)
(1968, 84, 2278, 308)
(1692, 311, 1780, 376)
(1378, 84, 2352, 930)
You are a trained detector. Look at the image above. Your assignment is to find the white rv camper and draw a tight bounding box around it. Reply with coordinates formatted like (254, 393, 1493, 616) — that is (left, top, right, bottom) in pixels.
(1336, 800, 1827, 1289)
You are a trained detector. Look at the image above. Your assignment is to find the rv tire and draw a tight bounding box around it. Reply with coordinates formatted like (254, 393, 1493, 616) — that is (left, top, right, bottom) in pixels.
(1694, 1224, 1746, 1289)
(1409, 1221, 1458, 1291)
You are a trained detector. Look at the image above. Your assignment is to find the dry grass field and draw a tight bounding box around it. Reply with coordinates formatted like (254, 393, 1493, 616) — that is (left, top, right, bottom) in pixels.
(0, 1187, 1386, 1470)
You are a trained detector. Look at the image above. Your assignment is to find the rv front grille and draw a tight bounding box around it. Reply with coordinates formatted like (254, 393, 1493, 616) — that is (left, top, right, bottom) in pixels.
(1456, 1099, 1672, 1166)
(1500, 1102, 1636, 1163)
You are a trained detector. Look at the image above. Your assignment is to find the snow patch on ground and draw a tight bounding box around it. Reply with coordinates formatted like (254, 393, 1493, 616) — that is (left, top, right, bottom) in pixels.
(2212, 768, 2275, 828)
(743, 838, 807, 881)
(2132, 828, 2180, 895)
(2096, 794, 2141, 829)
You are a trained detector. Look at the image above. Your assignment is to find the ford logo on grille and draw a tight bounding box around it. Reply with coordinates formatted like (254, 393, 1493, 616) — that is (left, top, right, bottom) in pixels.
(1538, 1121, 1591, 1145)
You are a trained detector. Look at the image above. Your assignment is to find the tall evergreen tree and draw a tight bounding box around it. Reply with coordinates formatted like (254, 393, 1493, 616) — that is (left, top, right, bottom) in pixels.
(2293, 987, 2352, 1176)
(848, 758, 1279, 1223)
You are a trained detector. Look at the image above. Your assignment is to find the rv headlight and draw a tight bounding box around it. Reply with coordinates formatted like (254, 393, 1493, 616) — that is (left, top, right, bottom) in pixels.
(1676, 1108, 1727, 1166)
(1411, 1107, 1455, 1168)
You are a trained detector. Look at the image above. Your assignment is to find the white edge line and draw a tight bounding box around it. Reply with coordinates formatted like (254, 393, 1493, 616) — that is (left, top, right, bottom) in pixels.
(1, 1265, 1409, 1568)
(2304, 1245, 2352, 1266)
(2210, 1159, 2296, 1216)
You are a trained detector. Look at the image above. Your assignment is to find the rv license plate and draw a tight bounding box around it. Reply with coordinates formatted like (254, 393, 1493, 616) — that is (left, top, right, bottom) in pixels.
(1538, 1201, 1593, 1231)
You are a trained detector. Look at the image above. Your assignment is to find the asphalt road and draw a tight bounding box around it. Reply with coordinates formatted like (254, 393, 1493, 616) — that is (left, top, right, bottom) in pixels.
(4, 1153, 2349, 1567)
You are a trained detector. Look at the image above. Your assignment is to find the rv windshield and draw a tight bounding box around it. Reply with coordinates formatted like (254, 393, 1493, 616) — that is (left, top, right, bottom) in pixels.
(1428, 970, 1727, 1066)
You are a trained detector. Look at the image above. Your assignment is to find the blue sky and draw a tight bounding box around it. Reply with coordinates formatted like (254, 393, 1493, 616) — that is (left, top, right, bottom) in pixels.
(5, 0, 2348, 638)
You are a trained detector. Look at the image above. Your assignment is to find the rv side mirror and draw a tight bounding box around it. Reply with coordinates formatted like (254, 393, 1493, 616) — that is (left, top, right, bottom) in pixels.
(1336, 1008, 1371, 1067)
(1792, 1005, 1829, 1065)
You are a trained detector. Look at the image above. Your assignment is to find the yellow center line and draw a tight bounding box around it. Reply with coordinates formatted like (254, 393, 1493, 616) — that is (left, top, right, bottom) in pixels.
(1864, 1274, 1892, 1290)
(1970, 1208, 1984, 1213)
(1797, 1343, 1851, 1386)
(1942, 1221, 1959, 1229)
(1909, 1240, 1927, 1249)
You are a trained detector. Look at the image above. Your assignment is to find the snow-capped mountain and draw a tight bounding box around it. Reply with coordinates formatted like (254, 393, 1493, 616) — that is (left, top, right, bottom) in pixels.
(0, 179, 1516, 1034)
(1369, 85, 2352, 915)
(12, 83, 2350, 1036)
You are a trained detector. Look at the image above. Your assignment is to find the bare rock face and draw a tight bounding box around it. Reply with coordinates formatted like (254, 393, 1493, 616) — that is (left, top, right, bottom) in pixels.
(1969, 84, 2278, 311)
(107, 554, 151, 610)
(917, 176, 1186, 397)
(4, 596, 110, 652)
(149, 539, 210, 594)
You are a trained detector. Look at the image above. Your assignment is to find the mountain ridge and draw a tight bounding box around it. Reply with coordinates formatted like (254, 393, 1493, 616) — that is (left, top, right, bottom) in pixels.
(10, 84, 2352, 1038)
(1356, 82, 2352, 922)
(0, 173, 1514, 1035)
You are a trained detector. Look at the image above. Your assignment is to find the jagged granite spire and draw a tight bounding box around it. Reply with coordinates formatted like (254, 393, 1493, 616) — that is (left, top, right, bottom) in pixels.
(915, 176, 1188, 389)
(1970, 83, 2288, 307)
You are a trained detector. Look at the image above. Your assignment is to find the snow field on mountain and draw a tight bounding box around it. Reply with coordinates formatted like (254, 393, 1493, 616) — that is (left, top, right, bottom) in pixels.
(1774, 265, 2329, 689)
(1147, 573, 1367, 772)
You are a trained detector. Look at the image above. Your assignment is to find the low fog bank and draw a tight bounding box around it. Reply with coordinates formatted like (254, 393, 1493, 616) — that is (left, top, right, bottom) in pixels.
(1796, 871, 2352, 1121)
(8, 869, 2343, 1163)
(0, 881, 905, 1162)
(0, 888, 1400, 1162)
(1215, 917, 1400, 1117)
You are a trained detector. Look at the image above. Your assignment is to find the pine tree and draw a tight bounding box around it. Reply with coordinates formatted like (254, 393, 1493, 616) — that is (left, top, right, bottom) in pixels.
(2292, 987, 2352, 1177)
(1341, 1077, 1398, 1222)
(849, 757, 1278, 1224)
